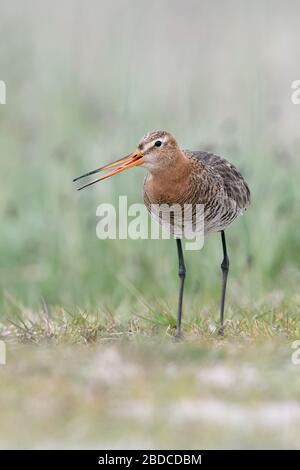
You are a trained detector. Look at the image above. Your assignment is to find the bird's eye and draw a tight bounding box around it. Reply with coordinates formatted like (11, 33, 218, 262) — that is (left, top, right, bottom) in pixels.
(155, 140, 162, 147)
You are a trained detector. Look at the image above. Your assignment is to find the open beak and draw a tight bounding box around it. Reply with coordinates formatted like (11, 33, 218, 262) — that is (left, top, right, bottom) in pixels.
(73, 150, 144, 191)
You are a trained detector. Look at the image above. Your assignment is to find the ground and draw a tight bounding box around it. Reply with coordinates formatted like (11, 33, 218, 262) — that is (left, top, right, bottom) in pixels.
(1, 301, 300, 449)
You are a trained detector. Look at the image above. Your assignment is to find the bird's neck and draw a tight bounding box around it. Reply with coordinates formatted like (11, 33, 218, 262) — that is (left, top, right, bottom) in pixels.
(145, 150, 193, 203)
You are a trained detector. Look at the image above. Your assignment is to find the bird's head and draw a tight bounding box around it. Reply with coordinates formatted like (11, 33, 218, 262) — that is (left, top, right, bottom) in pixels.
(73, 130, 181, 190)
(137, 130, 180, 172)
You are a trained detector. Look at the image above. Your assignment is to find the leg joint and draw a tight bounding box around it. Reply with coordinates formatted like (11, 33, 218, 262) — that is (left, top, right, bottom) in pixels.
(178, 265, 186, 278)
(221, 255, 229, 271)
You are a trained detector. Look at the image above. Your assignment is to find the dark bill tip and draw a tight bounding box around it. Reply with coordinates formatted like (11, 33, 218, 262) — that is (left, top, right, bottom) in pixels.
(73, 168, 101, 182)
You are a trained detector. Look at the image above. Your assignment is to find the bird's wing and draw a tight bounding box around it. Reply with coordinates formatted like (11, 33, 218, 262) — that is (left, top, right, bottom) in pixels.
(185, 150, 251, 210)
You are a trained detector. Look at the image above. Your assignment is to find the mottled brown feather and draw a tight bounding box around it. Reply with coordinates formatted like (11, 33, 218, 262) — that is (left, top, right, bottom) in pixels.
(144, 147, 250, 235)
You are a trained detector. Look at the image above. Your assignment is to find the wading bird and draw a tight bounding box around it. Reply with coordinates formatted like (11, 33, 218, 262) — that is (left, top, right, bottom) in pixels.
(74, 130, 250, 337)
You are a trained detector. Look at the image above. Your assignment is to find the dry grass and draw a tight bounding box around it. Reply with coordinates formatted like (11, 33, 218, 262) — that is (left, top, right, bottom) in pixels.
(1, 296, 300, 449)
(1, 294, 300, 345)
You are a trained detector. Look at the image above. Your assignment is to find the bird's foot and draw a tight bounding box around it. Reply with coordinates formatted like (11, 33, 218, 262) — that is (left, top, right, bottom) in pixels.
(218, 325, 224, 337)
(174, 329, 183, 342)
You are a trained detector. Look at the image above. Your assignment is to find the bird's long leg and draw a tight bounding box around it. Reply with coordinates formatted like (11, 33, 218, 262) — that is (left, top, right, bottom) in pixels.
(219, 230, 230, 335)
(175, 238, 186, 338)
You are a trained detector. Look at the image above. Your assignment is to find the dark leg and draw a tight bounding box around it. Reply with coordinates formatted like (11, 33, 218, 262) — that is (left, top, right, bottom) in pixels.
(175, 238, 186, 338)
(219, 230, 230, 335)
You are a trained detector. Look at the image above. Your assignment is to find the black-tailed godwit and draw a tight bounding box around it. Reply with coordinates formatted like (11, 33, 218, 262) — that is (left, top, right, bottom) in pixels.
(74, 130, 251, 337)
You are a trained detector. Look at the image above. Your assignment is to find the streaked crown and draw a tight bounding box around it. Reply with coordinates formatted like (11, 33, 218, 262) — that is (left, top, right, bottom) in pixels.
(138, 130, 177, 154)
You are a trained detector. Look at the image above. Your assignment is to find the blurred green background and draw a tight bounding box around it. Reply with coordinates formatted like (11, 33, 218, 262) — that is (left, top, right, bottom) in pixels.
(0, 0, 300, 317)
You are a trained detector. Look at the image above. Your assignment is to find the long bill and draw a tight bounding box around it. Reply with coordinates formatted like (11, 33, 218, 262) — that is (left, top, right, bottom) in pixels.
(73, 150, 144, 191)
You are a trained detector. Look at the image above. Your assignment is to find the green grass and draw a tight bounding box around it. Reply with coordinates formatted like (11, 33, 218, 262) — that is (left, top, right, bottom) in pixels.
(1, 294, 300, 345)
(1, 1, 300, 314)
